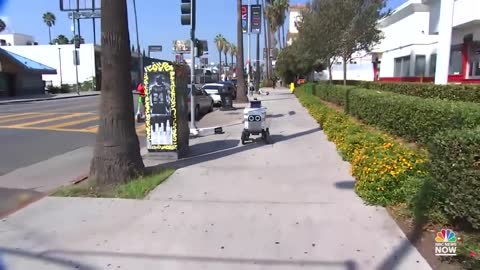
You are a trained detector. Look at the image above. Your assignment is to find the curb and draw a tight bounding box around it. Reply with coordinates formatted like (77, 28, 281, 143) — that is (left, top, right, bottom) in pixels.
(0, 93, 100, 105)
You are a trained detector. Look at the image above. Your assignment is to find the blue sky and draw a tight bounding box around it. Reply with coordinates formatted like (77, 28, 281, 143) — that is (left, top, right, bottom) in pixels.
(0, 0, 406, 62)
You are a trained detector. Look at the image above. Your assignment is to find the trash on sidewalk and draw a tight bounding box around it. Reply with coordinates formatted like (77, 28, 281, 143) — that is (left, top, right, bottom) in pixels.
(241, 99, 272, 145)
(190, 126, 224, 138)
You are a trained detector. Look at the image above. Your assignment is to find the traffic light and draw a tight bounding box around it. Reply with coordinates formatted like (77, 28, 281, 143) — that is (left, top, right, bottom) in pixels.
(181, 0, 195, 26)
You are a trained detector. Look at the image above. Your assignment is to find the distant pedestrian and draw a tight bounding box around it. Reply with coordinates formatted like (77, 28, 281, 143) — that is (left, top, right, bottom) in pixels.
(136, 82, 146, 122)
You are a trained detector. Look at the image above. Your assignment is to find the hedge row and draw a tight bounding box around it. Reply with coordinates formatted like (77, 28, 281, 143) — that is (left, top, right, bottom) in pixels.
(295, 87, 428, 206)
(428, 128, 480, 229)
(312, 83, 480, 144)
(296, 86, 480, 268)
(323, 80, 480, 103)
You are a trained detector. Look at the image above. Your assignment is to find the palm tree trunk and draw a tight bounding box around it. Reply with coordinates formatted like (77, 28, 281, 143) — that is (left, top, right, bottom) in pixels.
(90, 0, 144, 185)
(231, 54, 234, 66)
(282, 24, 285, 48)
(218, 50, 222, 73)
(48, 27, 52, 44)
(262, 0, 270, 80)
(236, 0, 248, 102)
(224, 53, 228, 66)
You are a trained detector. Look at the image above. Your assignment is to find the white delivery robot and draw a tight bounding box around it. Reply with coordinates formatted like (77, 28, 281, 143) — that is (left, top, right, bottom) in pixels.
(241, 99, 272, 145)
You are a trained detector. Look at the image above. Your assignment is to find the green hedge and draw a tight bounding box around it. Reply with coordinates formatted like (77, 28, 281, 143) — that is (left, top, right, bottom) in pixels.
(313, 84, 480, 144)
(428, 128, 480, 229)
(295, 87, 428, 206)
(360, 81, 480, 103)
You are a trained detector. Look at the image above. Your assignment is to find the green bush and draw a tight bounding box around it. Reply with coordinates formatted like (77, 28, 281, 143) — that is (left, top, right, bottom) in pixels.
(313, 84, 480, 144)
(47, 84, 71, 94)
(359, 81, 480, 103)
(295, 87, 428, 206)
(428, 127, 480, 229)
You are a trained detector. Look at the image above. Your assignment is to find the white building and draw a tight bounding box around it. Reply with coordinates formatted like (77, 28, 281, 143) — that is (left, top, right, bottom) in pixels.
(286, 4, 305, 46)
(372, 0, 480, 83)
(0, 33, 37, 46)
(288, 0, 480, 83)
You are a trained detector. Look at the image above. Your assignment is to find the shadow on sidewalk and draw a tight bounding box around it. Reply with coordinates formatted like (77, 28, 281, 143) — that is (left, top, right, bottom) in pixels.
(147, 127, 322, 172)
(4, 248, 359, 269)
(0, 247, 95, 270)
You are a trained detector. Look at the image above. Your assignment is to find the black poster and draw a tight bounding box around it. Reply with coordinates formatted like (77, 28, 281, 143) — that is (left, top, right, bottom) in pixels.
(147, 72, 173, 146)
(251, 4, 262, 33)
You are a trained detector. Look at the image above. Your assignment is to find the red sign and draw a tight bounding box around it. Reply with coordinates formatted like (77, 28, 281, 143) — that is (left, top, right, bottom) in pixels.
(241, 5, 248, 33)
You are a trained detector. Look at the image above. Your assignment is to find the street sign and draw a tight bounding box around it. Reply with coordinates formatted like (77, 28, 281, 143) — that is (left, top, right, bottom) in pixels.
(149, 45, 163, 52)
(60, 0, 101, 11)
(68, 11, 101, 19)
(241, 5, 248, 33)
(250, 5, 262, 33)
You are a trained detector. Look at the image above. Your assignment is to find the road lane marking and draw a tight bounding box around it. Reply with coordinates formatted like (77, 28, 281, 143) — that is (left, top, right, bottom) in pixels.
(0, 113, 54, 123)
(0, 125, 94, 133)
(83, 125, 98, 132)
(44, 115, 99, 129)
(10, 113, 86, 128)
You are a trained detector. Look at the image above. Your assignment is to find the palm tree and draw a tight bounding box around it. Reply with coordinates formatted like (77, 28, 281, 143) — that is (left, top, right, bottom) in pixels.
(214, 34, 225, 70)
(43, 12, 56, 44)
(229, 44, 237, 66)
(223, 41, 230, 67)
(236, 0, 248, 102)
(53, 34, 69, 44)
(89, 0, 144, 185)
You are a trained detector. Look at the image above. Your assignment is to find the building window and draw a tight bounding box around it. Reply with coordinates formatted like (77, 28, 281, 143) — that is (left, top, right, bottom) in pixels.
(430, 54, 437, 76)
(449, 48, 462, 75)
(394, 56, 410, 77)
(415, 55, 426, 76)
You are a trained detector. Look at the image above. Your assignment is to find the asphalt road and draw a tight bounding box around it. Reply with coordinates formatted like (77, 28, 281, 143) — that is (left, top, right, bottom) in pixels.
(0, 95, 146, 176)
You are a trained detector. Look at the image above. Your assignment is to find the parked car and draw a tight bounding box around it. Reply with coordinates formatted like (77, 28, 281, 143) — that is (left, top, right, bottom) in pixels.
(201, 83, 234, 105)
(187, 85, 214, 120)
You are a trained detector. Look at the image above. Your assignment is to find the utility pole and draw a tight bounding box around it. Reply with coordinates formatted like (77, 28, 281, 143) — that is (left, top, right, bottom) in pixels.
(133, 0, 143, 84)
(72, 16, 80, 95)
(255, 0, 261, 91)
(247, 0, 251, 97)
(181, 0, 196, 129)
(92, 0, 96, 45)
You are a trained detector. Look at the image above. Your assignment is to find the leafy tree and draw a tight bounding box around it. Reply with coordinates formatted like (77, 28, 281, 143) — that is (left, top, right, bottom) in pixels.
(335, 0, 386, 85)
(70, 35, 85, 45)
(89, 0, 144, 185)
(53, 34, 69, 44)
(295, 0, 342, 83)
(43, 12, 56, 44)
(236, 0, 248, 102)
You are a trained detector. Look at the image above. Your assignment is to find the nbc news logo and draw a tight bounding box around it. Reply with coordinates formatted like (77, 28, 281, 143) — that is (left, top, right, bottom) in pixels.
(435, 229, 457, 256)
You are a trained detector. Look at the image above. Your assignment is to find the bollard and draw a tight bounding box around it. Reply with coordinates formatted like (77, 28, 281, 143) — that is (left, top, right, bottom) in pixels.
(290, 82, 295, 93)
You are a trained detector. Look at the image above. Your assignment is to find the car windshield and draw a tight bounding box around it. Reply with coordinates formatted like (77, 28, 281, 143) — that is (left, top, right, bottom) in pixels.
(203, 85, 222, 90)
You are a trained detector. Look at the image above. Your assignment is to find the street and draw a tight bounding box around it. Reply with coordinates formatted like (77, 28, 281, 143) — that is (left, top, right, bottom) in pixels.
(0, 95, 146, 176)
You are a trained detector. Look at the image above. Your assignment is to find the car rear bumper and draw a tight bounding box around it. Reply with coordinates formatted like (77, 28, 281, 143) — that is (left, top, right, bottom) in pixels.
(210, 94, 221, 104)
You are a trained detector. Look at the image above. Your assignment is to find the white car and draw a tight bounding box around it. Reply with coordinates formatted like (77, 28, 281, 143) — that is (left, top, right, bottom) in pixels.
(202, 83, 229, 105)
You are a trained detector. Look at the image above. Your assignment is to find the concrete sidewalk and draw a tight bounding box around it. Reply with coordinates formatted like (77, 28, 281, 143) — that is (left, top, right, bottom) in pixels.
(0, 91, 100, 105)
(0, 88, 431, 270)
